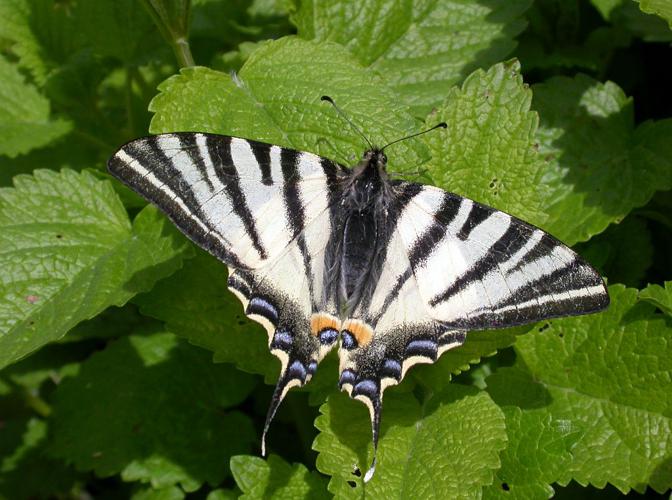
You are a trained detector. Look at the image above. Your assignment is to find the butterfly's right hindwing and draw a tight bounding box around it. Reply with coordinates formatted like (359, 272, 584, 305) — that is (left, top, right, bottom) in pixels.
(109, 133, 349, 452)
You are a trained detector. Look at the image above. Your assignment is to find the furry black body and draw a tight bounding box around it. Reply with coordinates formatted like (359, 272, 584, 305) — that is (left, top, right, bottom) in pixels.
(323, 150, 398, 316)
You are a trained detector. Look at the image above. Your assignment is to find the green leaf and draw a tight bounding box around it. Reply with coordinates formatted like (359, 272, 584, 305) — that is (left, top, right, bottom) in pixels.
(487, 285, 672, 494)
(72, 0, 164, 64)
(0, 341, 88, 394)
(50, 332, 258, 491)
(423, 60, 549, 228)
(149, 37, 428, 173)
(592, 0, 672, 42)
(575, 215, 653, 287)
(230, 455, 329, 499)
(65, 304, 161, 342)
(0, 418, 78, 499)
(0, 55, 71, 157)
(532, 74, 672, 244)
(0, 0, 81, 85)
(206, 489, 239, 500)
(314, 385, 506, 498)
(639, 281, 672, 316)
(591, 0, 627, 18)
(212, 40, 265, 73)
(291, 0, 532, 116)
(637, 0, 672, 26)
(0, 169, 190, 369)
(134, 250, 275, 382)
(131, 485, 185, 500)
(516, 2, 631, 74)
(481, 407, 578, 499)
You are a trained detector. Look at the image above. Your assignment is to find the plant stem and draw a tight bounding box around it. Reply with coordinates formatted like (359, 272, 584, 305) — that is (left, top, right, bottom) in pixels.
(25, 391, 52, 417)
(172, 37, 195, 68)
(141, 0, 195, 68)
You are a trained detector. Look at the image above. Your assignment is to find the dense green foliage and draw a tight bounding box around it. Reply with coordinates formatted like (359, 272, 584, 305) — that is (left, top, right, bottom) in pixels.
(1, 0, 671, 498)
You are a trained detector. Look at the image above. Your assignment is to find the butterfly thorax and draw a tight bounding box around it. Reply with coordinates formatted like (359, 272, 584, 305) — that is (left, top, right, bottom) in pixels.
(346, 149, 389, 207)
(327, 149, 394, 316)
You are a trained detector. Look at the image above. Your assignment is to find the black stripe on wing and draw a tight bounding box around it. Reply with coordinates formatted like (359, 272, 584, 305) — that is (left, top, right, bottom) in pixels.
(108, 135, 246, 268)
(206, 135, 268, 261)
(281, 149, 316, 305)
(456, 202, 492, 241)
(178, 134, 214, 190)
(407, 193, 461, 267)
(249, 140, 273, 186)
(356, 182, 424, 317)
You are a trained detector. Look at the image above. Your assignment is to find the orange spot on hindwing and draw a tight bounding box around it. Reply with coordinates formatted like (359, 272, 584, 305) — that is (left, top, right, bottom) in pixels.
(310, 313, 341, 337)
(342, 319, 373, 348)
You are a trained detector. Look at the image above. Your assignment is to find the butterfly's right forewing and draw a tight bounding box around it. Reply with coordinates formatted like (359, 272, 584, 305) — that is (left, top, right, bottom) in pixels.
(108, 132, 340, 270)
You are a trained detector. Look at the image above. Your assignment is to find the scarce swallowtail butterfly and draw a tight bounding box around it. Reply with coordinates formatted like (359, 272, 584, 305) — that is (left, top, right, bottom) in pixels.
(108, 96, 609, 482)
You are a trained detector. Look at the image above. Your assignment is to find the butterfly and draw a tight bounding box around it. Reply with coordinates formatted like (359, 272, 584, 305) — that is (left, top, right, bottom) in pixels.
(107, 97, 609, 481)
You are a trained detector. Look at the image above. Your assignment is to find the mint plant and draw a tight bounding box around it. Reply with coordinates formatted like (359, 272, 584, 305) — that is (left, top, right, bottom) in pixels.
(1, 0, 671, 498)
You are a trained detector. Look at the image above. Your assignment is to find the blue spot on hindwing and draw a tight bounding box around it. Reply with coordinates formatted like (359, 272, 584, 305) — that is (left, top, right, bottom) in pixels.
(247, 296, 279, 323)
(381, 358, 402, 379)
(271, 329, 293, 350)
(341, 331, 357, 350)
(318, 328, 338, 345)
(339, 369, 356, 388)
(287, 360, 307, 382)
(405, 339, 437, 359)
(353, 379, 378, 399)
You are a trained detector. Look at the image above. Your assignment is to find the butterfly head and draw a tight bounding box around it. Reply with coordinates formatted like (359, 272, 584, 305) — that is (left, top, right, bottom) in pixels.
(363, 149, 388, 172)
(352, 148, 389, 183)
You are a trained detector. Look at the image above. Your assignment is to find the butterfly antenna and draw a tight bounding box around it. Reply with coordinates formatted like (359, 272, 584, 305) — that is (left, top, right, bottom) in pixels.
(380, 122, 447, 152)
(321, 96, 374, 150)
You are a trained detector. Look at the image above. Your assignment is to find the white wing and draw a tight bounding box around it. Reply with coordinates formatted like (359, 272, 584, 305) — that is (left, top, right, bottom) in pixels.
(108, 133, 343, 270)
(109, 133, 348, 453)
(336, 182, 609, 480)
